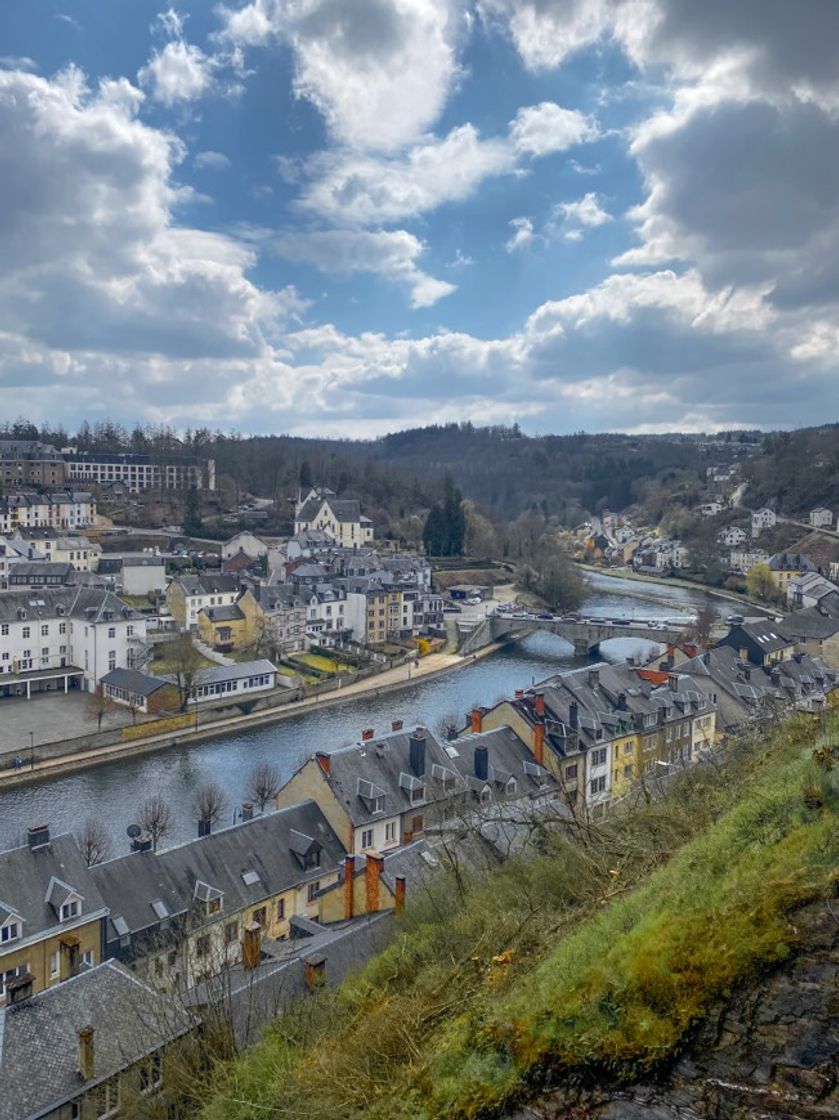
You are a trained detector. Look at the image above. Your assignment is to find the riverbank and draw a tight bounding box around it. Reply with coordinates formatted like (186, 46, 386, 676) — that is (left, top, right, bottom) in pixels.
(578, 563, 776, 616)
(0, 639, 509, 791)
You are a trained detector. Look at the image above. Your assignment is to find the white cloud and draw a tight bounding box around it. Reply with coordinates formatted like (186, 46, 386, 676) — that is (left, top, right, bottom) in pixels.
(221, 0, 465, 152)
(505, 217, 535, 253)
(510, 101, 598, 155)
(272, 228, 456, 307)
(140, 38, 216, 105)
(0, 56, 38, 72)
(297, 100, 597, 226)
(551, 191, 612, 240)
(194, 149, 232, 170)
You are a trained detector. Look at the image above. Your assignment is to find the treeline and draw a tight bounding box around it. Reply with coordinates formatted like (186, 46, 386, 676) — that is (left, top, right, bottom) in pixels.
(3, 415, 747, 527)
(744, 425, 839, 516)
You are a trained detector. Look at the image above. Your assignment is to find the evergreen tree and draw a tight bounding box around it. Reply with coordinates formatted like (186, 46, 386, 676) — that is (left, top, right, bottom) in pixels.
(183, 486, 203, 537)
(299, 460, 312, 490)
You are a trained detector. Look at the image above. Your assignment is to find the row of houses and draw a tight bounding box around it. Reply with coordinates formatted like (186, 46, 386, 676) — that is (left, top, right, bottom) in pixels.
(0, 491, 96, 535)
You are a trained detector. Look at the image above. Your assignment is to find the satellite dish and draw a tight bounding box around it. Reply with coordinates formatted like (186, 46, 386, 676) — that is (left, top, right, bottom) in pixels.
(126, 824, 142, 839)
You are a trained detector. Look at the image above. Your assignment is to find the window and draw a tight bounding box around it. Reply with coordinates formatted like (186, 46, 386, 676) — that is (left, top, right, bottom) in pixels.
(591, 747, 607, 767)
(21, 626, 29, 639)
(0, 922, 19, 943)
(61, 899, 80, 921)
(108, 650, 116, 671)
(195, 935, 210, 958)
(252, 907, 267, 927)
(140, 1053, 163, 1095)
(564, 764, 578, 781)
(207, 897, 221, 916)
(40, 624, 49, 636)
(49, 950, 60, 978)
(0, 964, 28, 998)
(307, 881, 321, 903)
(411, 814, 423, 835)
(276, 897, 285, 922)
(126, 624, 134, 638)
(0, 625, 7, 636)
(361, 829, 374, 849)
(624, 743, 633, 755)
(590, 776, 607, 795)
(94, 1075, 120, 1118)
(624, 764, 634, 779)
(384, 821, 396, 843)
(224, 922, 238, 946)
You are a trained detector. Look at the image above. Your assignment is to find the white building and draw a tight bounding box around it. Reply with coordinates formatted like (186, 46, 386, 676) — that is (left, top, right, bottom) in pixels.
(304, 587, 348, 646)
(0, 588, 146, 698)
(787, 571, 839, 609)
(63, 452, 215, 492)
(221, 531, 268, 562)
(809, 507, 833, 529)
(294, 487, 374, 549)
(167, 573, 240, 631)
(751, 508, 777, 538)
(0, 492, 96, 535)
(729, 547, 770, 575)
(718, 526, 747, 547)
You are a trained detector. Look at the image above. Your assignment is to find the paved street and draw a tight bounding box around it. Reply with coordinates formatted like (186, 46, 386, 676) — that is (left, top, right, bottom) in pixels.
(0, 691, 134, 754)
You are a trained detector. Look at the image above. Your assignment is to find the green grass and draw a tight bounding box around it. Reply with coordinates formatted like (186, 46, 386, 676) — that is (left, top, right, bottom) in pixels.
(200, 714, 839, 1120)
(150, 650, 216, 675)
(290, 652, 353, 674)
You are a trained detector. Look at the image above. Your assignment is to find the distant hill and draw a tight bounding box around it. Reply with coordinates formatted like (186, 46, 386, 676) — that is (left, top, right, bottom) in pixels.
(745, 424, 839, 517)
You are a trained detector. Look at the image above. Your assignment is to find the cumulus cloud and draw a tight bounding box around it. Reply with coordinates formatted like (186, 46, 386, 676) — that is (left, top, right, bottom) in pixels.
(221, 0, 465, 152)
(551, 191, 612, 240)
(140, 38, 217, 105)
(505, 217, 535, 253)
(194, 149, 232, 170)
(272, 228, 456, 307)
(298, 101, 597, 226)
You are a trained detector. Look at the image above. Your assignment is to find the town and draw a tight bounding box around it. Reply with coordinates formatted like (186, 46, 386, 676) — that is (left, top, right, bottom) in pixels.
(0, 431, 836, 1118)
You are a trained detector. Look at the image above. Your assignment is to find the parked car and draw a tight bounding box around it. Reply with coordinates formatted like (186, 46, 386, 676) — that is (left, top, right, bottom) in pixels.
(726, 613, 744, 624)
(443, 604, 462, 614)
(465, 596, 482, 605)
(536, 612, 554, 620)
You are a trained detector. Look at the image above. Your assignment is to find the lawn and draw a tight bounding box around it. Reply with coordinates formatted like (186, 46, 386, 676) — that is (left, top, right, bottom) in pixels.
(289, 652, 353, 674)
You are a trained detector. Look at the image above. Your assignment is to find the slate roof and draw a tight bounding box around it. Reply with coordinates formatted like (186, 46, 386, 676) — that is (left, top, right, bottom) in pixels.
(719, 620, 793, 657)
(0, 960, 192, 1120)
(176, 573, 240, 597)
(189, 659, 276, 687)
(201, 604, 245, 623)
(768, 551, 817, 572)
(8, 562, 73, 580)
(92, 799, 344, 947)
(296, 496, 364, 525)
(101, 668, 172, 697)
(254, 584, 305, 612)
(781, 606, 839, 640)
(0, 587, 134, 624)
(445, 725, 558, 800)
(313, 726, 469, 826)
(0, 833, 106, 943)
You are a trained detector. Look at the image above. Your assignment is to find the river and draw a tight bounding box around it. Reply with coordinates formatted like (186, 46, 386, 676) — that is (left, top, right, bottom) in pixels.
(0, 572, 732, 851)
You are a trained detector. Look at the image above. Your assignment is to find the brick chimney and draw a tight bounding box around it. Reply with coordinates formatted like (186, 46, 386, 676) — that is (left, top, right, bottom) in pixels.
(669, 674, 679, 692)
(470, 707, 483, 733)
(27, 824, 50, 850)
(361, 728, 374, 741)
(304, 954, 326, 990)
(534, 693, 545, 717)
(7, 972, 34, 1006)
(533, 722, 545, 767)
(391, 719, 403, 732)
(78, 1026, 95, 1081)
(242, 921, 261, 970)
(59, 936, 80, 981)
(343, 855, 355, 921)
(514, 689, 524, 699)
(409, 732, 426, 777)
(395, 875, 406, 914)
(316, 751, 331, 775)
(365, 852, 384, 913)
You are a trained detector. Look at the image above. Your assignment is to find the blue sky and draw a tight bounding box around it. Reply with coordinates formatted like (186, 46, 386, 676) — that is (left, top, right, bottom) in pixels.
(2, 1, 839, 437)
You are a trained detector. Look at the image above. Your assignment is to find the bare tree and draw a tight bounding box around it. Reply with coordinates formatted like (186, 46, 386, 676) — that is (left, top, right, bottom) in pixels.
(138, 795, 174, 852)
(192, 781, 229, 829)
(168, 633, 205, 711)
(244, 761, 282, 812)
(76, 817, 113, 866)
(85, 685, 114, 732)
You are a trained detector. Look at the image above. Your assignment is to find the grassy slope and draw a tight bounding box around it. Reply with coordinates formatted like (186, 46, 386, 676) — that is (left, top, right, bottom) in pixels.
(202, 714, 839, 1120)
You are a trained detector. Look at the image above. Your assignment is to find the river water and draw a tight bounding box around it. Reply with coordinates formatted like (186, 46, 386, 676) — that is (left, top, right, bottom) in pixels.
(0, 573, 731, 851)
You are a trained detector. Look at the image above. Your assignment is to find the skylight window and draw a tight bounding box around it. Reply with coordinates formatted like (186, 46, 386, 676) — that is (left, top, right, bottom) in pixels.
(241, 870, 260, 887)
(150, 899, 169, 920)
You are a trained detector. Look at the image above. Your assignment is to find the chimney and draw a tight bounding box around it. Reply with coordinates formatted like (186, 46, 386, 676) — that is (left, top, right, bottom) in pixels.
(131, 833, 153, 853)
(770, 666, 781, 685)
(343, 855, 355, 921)
(391, 719, 403, 732)
(198, 818, 211, 838)
(409, 732, 426, 777)
(78, 1026, 95, 1081)
(514, 689, 524, 699)
(361, 728, 374, 742)
(7, 972, 34, 1006)
(241, 802, 254, 823)
(617, 691, 627, 710)
(316, 751, 331, 775)
(365, 852, 384, 913)
(534, 693, 545, 718)
(793, 651, 803, 664)
(394, 875, 406, 914)
(470, 707, 483, 734)
(703, 650, 712, 666)
(743, 666, 751, 681)
(27, 824, 50, 850)
(304, 954, 326, 990)
(588, 667, 600, 689)
(533, 722, 545, 767)
(59, 936, 80, 981)
(669, 674, 679, 692)
(242, 921, 261, 970)
(474, 744, 489, 782)
(667, 643, 675, 659)
(739, 647, 749, 662)
(569, 701, 579, 730)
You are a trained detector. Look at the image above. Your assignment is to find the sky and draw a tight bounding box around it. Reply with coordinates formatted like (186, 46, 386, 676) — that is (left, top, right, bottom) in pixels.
(1, 1, 839, 438)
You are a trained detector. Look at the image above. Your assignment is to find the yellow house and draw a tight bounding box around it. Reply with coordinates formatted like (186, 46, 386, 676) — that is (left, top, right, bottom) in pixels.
(197, 588, 263, 651)
(0, 827, 107, 1005)
(610, 730, 642, 800)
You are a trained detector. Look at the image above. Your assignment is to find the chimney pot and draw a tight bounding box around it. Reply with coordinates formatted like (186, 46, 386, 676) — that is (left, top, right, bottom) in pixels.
(474, 744, 489, 782)
(669, 674, 679, 692)
(27, 824, 50, 850)
(514, 689, 524, 699)
(470, 707, 483, 734)
(391, 719, 403, 732)
(78, 1026, 95, 1081)
(361, 728, 374, 742)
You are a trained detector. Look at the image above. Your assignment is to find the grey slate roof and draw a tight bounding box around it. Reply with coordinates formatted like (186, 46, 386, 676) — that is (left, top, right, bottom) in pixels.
(189, 659, 276, 687)
(780, 606, 839, 640)
(176, 573, 239, 596)
(201, 604, 245, 622)
(445, 725, 558, 800)
(0, 833, 106, 944)
(100, 668, 171, 696)
(91, 799, 345, 947)
(0, 961, 192, 1120)
(315, 726, 468, 826)
(768, 551, 817, 573)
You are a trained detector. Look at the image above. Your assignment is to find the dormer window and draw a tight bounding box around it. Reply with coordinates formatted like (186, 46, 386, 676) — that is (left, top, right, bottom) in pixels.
(207, 898, 221, 916)
(0, 920, 20, 943)
(61, 899, 79, 921)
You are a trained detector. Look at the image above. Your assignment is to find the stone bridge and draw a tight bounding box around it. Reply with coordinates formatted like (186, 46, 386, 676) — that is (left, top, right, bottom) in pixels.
(458, 615, 689, 657)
